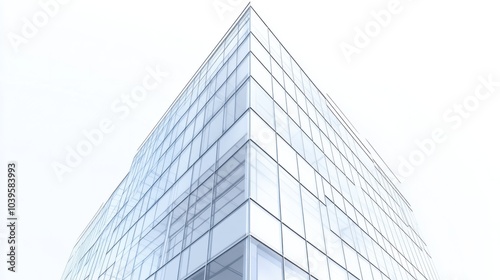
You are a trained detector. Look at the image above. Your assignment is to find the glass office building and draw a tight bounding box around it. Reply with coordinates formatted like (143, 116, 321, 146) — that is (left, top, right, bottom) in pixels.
(62, 6, 439, 280)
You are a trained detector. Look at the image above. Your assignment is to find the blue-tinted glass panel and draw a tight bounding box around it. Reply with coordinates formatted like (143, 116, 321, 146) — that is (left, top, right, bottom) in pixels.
(249, 143, 279, 217)
(210, 204, 247, 258)
(284, 260, 309, 280)
(250, 239, 283, 280)
(279, 167, 304, 237)
(207, 240, 245, 280)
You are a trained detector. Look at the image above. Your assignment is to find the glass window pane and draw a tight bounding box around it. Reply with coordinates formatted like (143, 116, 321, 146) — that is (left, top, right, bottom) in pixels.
(250, 78, 275, 129)
(284, 260, 309, 280)
(224, 95, 236, 130)
(302, 136, 317, 167)
(186, 268, 205, 280)
(284, 74, 296, 100)
(235, 79, 249, 118)
(187, 233, 209, 274)
(328, 258, 348, 280)
(236, 55, 250, 87)
(251, 34, 271, 71)
(237, 36, 250, 64)
(226, 66, 237, 98)
(225, 32, 238, 59)
(250, 110, 277, 159)
(250, 202, 281, 254)
(207, 240, 245, 280)
(274, 103, 290, 143)
(299, 108, 311, 137)
(213, 84, 226, 113)
(169, 197, 188, 236)
(292, 62, 304, 92)
(157, 255, 180, 280)
(310, 123, 322, 149)
(289, 120, 304, 157)
(343, 244, 362, 279)
(273, 78, 286, 109)
(250, 239, 283, 280)
(250, 12, 269, 49)
(227, 50, 238, 75)
(277, 136, 298, 180)
(219, 113, 249, 159)
(295, 88, 307, 112)
(297, 156, 318, 197)
(200, 145, 216, 179)
(371, 264, 384, 280)
(189, 134, 202, 166)
(250, 144, 279, 217)
(204, 97, 215, 124)
(358, 256, 373, 279)
(208, 111, 224, 146)
(282, 225, 308, 270)
(286, 94, 299, 124)
(185, 181, 213, 241)
(269, 32, 281, 64)
(301, 189, 325, 252)
(238, 17, 250, 40)
(177, 147, 191, 176)
(307, 243, 329, 280)
(249, 56, 270, 100)
(194, 110, 205, 135)
(210, 203, 247, 258)
(279, 167, 304, 237)
(324, 229, 346, 268)
(184, 206, 211, 245)
(213, 160, 246, 224)
(271, 60, 284, 88)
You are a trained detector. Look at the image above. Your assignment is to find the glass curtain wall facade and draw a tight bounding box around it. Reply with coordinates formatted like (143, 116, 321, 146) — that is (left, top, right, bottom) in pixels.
(61, 6, 439, 280)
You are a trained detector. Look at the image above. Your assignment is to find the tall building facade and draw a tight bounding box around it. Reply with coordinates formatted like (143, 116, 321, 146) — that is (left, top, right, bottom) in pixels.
(62, 6, 439, 280)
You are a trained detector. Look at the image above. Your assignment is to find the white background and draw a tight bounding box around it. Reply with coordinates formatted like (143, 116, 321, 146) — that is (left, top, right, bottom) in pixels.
(1, 0, 499, 279)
